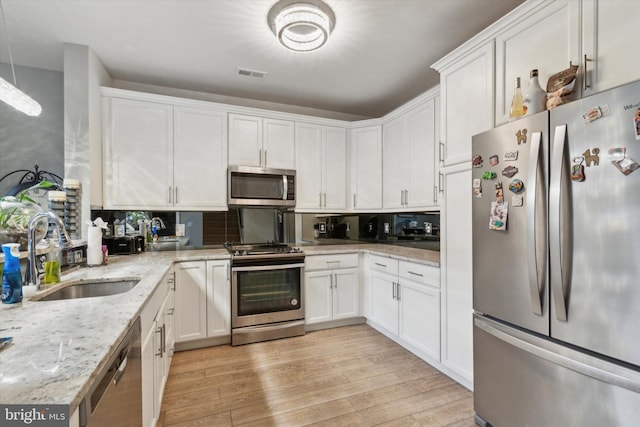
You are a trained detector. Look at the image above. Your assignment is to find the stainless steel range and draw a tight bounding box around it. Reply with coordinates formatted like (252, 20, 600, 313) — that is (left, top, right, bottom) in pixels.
(226, 242, 305, 346)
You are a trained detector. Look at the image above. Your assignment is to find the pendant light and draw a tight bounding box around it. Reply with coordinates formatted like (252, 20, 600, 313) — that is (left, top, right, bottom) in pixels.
(268, 0, 335, 52)
(0, 0, 42, 117)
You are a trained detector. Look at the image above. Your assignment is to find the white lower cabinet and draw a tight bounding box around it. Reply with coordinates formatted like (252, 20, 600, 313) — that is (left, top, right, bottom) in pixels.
(141, 269, 175, 427)
(366, 255, 441, 363)
(175, 260, 230, 343)
(305, 254, 360, 325)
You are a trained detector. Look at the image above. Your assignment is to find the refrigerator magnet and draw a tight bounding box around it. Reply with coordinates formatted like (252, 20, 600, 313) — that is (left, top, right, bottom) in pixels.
(473, 179, 483, 198)
(502, 165, 518, 178)
(473, 155, 483, 167)
(482, 171, 497, 180)
(504, 151, 518, 161)
(516, 129, 528, 145)
(495, 182, 504, 204)
(571, 156, 586, 182)
(608, 147, 640, 176)
(508, 179, 524, 193)
(490, 155, 499, 166)
(583, 148, 600, 167)
(489, 201, 508, 231)
(511, 195, 524, 207)
(634, 108, 640, 141)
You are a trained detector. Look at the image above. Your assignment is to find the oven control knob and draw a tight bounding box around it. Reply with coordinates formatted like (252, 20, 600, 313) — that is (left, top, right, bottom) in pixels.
(241, 250, 248, 256)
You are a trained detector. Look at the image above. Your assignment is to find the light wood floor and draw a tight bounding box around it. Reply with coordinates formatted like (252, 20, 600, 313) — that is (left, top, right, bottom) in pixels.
(160, 324, 475, 427)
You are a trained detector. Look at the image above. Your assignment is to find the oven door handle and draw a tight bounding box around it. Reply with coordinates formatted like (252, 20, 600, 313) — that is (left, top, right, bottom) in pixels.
(232, 263, 306, 272)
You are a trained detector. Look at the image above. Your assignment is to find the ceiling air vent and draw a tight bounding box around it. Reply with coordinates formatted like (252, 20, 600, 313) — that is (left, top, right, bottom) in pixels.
(237, 68, 267, 79)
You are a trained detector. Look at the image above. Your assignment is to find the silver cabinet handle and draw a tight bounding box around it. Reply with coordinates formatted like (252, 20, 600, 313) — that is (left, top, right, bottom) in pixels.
(353, 193, 357, 208)
(526, 131, 545, 316)
(400, 190, 404, 206)
(329, 273, 333, 289)
(397, 283, 401, 301)
(404, 190, 408, 206)
(374, 262, 387, 268)
(433, 186, 437, 204)
(168, 186, 172, 204)
(550, 125, 571, 322)
(174, 187, 178, 204)
(334, 273, 337, 288)
(323, 193, 327, 208)
(264, 149, 267, 166)
(439, 172, 444, 194)
(407, 271, 423, 277)
(155, 326, 164, 357)
(583, 54, 592, 91)
(439, 141, 445, 164)
(259, 148, 263, 166)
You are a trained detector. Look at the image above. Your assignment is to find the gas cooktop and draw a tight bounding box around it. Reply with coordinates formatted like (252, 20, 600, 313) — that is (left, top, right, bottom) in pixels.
(224, 242, 304, 259)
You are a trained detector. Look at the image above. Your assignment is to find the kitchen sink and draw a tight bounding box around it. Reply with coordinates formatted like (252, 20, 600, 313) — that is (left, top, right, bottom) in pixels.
(151, 236, 190, 251)
(31, 277, 140, 301)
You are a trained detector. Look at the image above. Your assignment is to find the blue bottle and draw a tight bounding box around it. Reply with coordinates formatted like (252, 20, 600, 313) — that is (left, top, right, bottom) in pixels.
(2, 243, 23, 304)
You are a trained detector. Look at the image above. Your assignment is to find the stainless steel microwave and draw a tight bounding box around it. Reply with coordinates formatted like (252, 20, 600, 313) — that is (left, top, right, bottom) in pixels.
(228, 165, 296, 207)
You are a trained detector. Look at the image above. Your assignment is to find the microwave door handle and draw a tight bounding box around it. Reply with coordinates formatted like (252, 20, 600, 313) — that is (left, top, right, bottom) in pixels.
(282, 175, 288, 200)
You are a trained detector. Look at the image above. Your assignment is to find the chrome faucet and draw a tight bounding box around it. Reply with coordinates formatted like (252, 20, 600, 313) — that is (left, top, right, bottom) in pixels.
(27, 212, 73, 289)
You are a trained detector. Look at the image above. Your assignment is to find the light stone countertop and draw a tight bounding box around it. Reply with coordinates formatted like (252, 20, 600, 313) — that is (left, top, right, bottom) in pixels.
(0, 243, 438, 414)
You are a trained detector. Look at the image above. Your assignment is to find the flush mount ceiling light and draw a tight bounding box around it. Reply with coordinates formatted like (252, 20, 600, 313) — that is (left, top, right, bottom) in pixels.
(0, 0, 41, 116)
(268, 0, 335, 52)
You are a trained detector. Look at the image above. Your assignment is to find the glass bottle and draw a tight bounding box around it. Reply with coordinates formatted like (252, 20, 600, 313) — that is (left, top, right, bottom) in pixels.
(523, 69, 547, 116)
(509, 77, 525, 121)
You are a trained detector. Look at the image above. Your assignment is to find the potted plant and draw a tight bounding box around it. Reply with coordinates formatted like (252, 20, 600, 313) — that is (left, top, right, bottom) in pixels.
(0, 181, 55, 248)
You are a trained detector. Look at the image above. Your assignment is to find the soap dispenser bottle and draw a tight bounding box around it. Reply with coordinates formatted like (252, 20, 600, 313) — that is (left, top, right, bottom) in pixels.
(2, 243, 23, 304)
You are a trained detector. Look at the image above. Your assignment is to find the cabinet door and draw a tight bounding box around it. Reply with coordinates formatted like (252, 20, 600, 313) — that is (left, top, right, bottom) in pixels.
(295, 122, 323, 209)
(263, 118, 295, 169)
(305, 271, 333, 324)
(174, 261, 207, 342)
(141, 319, 157, 427)
(495, 0, 579, 125)
(228, 113, 262, 166)
(440, 42, 494, 166)
(351, 126, 382, 210)
(333, 268, 360, 320)
(369, 270, 399, 335)
(582, 0, 640, 95)
(440, 165, 474, 384)
(406, 99, 437, 208)
(104, 97, 173, 209)
(382, 115, 406, 209)
(173, 106, 227, 209)
(206, 260, 231, 337)
(322, 126, 348, 210)
(399, 279, 440, 361)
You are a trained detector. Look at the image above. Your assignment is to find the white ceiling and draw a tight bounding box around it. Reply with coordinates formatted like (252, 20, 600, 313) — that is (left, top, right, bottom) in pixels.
(0, 0, 524, 119)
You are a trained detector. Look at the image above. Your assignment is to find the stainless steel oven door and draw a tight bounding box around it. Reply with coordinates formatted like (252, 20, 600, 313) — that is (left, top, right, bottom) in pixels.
(232, 262, 304, 328)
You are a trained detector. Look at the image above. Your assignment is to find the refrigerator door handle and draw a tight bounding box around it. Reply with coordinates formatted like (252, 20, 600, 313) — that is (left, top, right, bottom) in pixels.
(474, 316, 640, 394)
(550, 124, 570, 322)
(526, 131, 544, 316)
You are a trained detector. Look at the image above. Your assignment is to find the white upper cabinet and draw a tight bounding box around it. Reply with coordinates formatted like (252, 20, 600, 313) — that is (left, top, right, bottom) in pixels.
(296, 122, 347, 212)
(581, 0, 640, 95)
(173, 106, 227, 209)
(382, 93, 439, 210)
(495, 0, 580, 125)
(350, 125, 382, 211)
(102, 90, 228, 210)
(228, 113, 295, 169)
(437, 41, 494, 166)
(104, 97, 173, 209)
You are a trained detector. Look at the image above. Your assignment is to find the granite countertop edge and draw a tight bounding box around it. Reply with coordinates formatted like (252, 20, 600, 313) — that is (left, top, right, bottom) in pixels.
(0, 244, 438, 412)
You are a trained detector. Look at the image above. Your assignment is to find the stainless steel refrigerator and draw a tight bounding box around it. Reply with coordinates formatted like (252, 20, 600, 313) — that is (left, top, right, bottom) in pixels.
(472, 80, 640, 426)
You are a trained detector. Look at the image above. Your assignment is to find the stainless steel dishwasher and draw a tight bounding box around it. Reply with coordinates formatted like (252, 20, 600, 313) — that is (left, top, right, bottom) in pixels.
(80, 317, 142, 427)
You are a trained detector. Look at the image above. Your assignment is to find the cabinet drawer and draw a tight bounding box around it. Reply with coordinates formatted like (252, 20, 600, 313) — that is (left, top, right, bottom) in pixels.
(367, 255, 399, 276)
(305, 253, 359, 271)
(399, 261, 440, 288)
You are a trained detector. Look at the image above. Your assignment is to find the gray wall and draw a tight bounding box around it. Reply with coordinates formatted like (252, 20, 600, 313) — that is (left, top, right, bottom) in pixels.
(0, 63, 64, 196)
